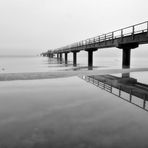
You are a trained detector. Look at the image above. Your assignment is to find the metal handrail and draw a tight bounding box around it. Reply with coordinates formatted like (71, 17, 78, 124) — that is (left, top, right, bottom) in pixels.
(81, 75, 148, 112)
(54, 21, 148, 53)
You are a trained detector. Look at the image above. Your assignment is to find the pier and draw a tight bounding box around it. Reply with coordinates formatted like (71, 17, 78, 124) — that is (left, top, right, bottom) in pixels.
(42, 21, 148, 69)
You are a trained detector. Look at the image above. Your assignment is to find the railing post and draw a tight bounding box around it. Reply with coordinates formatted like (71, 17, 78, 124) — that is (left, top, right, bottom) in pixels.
(147, 21, 148, 36)
(93, 76, 95, 84)
(110, 84, 112, 93)
(85, 40, 87, 48)
(97, 80, 99, 87)
(103, 82, 105, 90)
(83, 41, 85, 46)
(112, 32, 114, 43)
(129, 89, 132, 102)
(98, 36, 100, 45)
(132, 25, 135, 40)
(121, 29, 123, 41)
(119, 86, 121, 97)
(143, 94, 146, 109)
(104, 34, 106, 45)
(89, 39, 91, 45)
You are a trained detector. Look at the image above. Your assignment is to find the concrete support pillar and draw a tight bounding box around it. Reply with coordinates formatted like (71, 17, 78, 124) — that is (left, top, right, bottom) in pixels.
(73, 52, 77, 66)
(122, 48, 131, 68)
(65, 53, 68, 64)
(57, 53, 59, 59)
(88, 50, 93, 70)
(49, 54, 53, 58)
(85, 48, 97, 70)
(48, 53, 51, 58)
(60, 53, 62, 61)
(117, 42, 138, 69)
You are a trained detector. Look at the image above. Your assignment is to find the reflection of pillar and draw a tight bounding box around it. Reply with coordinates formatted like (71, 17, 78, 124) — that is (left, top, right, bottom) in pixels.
(65, 53, 68, 64)
(122, 48, 131, 68)
(122, 73, 130, 78)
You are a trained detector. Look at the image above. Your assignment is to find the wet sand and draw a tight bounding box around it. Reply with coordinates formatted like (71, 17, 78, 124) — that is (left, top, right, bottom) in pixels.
(0, 67, 148, 81)
(0, 75, 148, 148)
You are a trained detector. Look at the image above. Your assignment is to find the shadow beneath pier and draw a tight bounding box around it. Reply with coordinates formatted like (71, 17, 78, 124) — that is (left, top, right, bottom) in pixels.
(64, 66, 108, 71)
(81, 72, 148, 112)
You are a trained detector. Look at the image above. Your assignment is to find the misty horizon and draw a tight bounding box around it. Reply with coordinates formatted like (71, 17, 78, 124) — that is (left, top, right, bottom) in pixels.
(0, 0, 148, 56)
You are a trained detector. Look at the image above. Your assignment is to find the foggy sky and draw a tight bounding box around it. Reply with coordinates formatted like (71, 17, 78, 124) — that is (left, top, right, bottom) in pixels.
(0, 0, 148, 56)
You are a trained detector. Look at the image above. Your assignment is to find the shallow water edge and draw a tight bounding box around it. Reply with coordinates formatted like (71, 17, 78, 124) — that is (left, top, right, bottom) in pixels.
(0, 68, 148, 81)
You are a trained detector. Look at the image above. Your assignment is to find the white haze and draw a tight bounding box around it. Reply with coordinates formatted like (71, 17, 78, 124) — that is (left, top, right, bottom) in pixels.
(0, 0, 148, 56)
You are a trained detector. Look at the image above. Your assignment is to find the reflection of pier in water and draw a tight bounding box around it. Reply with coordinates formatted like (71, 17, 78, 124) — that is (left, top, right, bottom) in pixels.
(81, 73, 148, 112)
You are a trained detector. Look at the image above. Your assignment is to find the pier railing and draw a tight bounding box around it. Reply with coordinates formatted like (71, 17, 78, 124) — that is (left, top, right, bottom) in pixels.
(58, 21, 148, 52)
(81, 75, 148, 112)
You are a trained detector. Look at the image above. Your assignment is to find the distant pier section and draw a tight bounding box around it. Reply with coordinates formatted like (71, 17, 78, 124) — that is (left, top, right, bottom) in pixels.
(41, 21, 148, 69)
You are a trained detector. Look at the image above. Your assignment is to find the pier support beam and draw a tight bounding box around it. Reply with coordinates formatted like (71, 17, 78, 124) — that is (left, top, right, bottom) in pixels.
(73, 52, 77, 66)
(57, 53, 59, 59)
(48, 53, 53, 58)
(65, 52, 68, 64)
(117, 42, 139, 69)
(88, 50, 93, 69)
(122, 48, 131, 68)
(85, 48, 98, 70)
(59, 53, 62, 61)
(72, 51, 80, 67)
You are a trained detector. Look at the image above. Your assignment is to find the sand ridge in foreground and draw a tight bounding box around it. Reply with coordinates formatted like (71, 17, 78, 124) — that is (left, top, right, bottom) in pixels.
(0, 68, 148, 81)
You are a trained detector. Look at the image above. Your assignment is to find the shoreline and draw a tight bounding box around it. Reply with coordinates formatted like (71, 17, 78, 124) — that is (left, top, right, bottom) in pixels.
(0, 67, 148, 81)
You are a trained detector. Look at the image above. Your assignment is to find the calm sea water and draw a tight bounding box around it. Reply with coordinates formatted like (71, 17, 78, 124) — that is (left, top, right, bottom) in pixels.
(0, 55, 148, 148)
(0, 54, 148, 73)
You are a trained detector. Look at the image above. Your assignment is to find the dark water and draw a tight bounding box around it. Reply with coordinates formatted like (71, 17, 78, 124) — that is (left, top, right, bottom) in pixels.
(0, 56, 148, 148)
